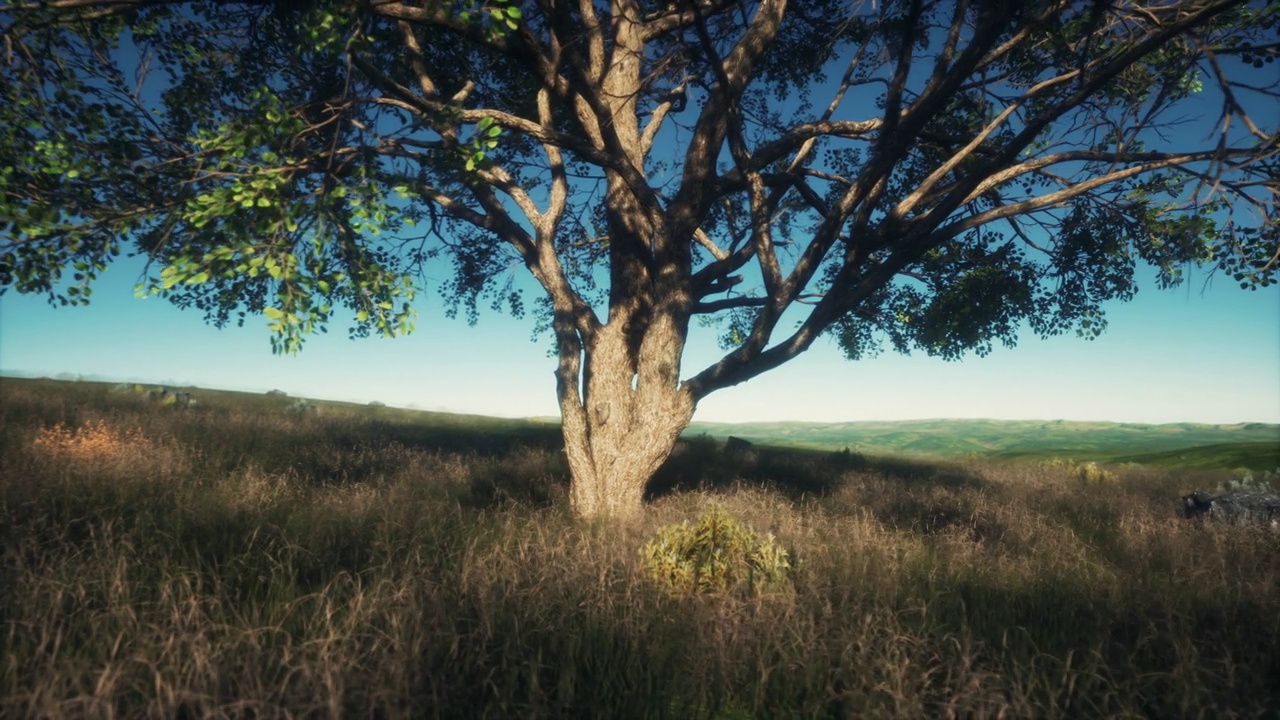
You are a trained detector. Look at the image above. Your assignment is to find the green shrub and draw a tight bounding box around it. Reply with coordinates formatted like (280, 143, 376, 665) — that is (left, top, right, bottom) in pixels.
(639, 505, 793, 596)
(1074, 461, 1116, 485)
(1217, 469, 1278, 493)
(1039, 457, 1074, 470)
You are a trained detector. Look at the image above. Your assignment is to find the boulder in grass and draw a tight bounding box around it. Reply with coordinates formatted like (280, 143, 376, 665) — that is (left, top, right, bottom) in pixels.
(1182, 490, 1280, 529)
(142, 386, 196, 408)
(266, 389, 288, 397)
(287, 398, 317, 415)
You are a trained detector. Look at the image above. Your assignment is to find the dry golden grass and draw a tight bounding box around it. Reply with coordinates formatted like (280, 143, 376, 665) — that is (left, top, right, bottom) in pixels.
(29, 417, 191, 479)
(2, 378, 1277, 718)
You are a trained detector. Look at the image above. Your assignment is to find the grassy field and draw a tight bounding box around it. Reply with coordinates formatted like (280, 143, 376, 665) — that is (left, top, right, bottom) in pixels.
(687, 417, 1280, 468)
(2, 377, 1278, 718)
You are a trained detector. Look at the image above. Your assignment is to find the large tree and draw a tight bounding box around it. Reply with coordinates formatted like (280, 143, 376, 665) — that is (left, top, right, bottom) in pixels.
(2, 0, 1277, 517)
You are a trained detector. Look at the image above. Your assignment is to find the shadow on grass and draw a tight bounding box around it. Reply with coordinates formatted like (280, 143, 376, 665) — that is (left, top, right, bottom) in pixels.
(329, 417, 565, 457)
(646, 439, 986, 502)
(2, 377, 987, 514)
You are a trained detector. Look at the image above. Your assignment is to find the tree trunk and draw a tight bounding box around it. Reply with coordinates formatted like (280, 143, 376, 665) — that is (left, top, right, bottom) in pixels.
(558, 320, 695, 520)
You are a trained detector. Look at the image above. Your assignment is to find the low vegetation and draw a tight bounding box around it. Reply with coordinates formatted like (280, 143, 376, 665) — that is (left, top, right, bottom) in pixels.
(2, 378, 1278, 718)
(638, 505, 794, 597)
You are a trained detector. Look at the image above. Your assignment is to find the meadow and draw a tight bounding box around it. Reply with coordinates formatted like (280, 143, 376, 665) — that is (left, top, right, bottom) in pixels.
(686, 417, 1280, 468)
(2, 377, 1278, 718)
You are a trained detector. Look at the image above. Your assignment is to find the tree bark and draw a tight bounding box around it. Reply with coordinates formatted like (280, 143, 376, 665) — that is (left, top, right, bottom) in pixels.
(557, 313, 695, 520)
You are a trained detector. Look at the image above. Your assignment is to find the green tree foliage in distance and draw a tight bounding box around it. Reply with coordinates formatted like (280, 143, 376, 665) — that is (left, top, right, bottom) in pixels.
(2, 0, 1277, 517)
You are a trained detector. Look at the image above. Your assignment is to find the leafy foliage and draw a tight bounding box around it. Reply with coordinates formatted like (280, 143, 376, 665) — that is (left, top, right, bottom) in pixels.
(1217, 469, 1279, 494)
(639, 505, 793, 596)
(3, 0, 1274, 360)
(1074, 461, 1117, 485)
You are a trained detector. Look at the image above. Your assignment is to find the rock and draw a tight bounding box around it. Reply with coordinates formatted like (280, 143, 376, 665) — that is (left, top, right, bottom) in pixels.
(287, 398, 317, 414)
(138, 386, 196, 408)
(1182, 490, 1280, 529)
(725, 436, 754, 454)
(266, 389, 288, 397)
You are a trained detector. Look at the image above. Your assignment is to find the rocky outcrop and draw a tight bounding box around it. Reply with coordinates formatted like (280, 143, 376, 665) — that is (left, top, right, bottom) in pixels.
(1182, 490, 1280, 529)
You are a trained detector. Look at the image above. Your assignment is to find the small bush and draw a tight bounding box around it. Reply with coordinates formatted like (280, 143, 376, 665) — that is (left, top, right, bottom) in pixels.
(639, 505, 793, 596)
(1039, 457, 1075, 470)
(1218, 469, 1278, 494)
(1075, 461, 1116, 485)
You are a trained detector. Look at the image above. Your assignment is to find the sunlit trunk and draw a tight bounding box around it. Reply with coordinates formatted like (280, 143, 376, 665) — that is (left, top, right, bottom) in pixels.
(557, 320, 694, 520)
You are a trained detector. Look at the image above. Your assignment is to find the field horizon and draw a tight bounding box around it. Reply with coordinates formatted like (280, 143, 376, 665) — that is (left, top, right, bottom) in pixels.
(5, 373, 1278, 471)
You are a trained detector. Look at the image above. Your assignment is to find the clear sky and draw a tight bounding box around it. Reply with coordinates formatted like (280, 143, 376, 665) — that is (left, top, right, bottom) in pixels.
(2, 251, 1277, 424)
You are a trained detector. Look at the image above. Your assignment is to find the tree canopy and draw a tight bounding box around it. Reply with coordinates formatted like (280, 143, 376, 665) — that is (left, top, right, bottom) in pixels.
(3, 0, 1277, 516)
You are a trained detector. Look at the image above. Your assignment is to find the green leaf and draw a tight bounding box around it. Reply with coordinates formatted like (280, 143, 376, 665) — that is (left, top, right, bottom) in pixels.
(264, 307, 284, 319)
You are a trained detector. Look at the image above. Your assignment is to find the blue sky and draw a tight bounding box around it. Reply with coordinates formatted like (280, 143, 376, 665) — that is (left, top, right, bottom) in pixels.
(2, 251, 1277, 424)
(2, 9, 1278, 426)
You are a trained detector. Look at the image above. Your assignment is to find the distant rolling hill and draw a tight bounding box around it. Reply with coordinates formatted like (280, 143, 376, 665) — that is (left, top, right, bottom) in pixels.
(684, 418, 1280, 469)
(5, 374, 1277, 471)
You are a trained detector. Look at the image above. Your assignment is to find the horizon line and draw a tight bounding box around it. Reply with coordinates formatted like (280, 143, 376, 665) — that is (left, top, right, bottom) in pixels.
(4, 370, 1277, 429)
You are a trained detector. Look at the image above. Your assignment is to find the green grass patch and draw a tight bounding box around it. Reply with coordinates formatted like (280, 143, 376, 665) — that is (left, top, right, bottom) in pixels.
(1109, 441, 1280, 472)
(688, 417, 1280, 462)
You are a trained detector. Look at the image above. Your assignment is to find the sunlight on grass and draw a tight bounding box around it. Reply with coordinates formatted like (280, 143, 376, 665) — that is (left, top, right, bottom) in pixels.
(1, 378, 1277, 718)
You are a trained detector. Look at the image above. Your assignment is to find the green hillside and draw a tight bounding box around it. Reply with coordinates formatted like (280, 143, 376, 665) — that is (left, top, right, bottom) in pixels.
(6, 375, 1276, 471)
(1107, 442, 1280, 471)
(685, 417, 1280, 469)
